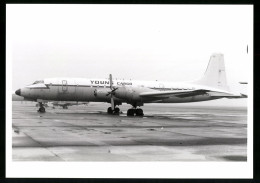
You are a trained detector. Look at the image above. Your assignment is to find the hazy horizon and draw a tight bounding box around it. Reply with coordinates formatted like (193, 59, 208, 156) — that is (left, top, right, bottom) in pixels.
(7, 4, 252, 107)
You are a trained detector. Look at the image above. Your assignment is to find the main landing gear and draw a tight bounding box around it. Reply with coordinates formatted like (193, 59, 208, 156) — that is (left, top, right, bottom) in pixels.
(107, 106, 120, 115)
(127, 108, 144, 116)
(127, 103, 144, 116)
(37, 102, 46, 113)
(63, 105, 68, 109)
(107, 106, 144, 116)
(107, 104, 144, 116)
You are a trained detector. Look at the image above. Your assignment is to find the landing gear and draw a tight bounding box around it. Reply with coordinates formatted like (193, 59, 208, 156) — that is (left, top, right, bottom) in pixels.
(63, 106, 68, 109)
(127, 108, 144, 116)
(107, 107, 113, 114)
(127, 109, 135, 116)
(37, 102, 46, 113)
(107, 107, 120, 115)
(136, 108, 144, 116)
(114, 107, 120, 114)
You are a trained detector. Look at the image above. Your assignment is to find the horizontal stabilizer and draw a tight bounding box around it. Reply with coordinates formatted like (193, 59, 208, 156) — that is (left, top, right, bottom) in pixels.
(239, 82, 248, 84)
(225, 93, 248, 99)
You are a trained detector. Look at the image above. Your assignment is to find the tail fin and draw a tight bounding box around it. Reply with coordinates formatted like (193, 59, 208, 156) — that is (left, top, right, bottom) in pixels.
(193, 53, 229, 91)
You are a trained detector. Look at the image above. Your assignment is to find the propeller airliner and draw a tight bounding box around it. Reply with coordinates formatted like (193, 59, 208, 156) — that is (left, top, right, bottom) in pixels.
(15, 53, 247, 116)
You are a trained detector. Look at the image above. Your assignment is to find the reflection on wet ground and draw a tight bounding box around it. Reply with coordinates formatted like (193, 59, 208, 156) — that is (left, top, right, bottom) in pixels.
(12, 102, 247, 161)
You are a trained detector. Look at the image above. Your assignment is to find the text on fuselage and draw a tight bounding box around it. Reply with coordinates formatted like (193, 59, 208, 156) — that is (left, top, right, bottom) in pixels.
(90, 80, 132, 86)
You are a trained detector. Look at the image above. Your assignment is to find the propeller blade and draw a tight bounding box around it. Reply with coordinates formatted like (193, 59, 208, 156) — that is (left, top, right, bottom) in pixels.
(109, 74, 115, 110)
(106, 87, 118, 96)
(109, 74, 113, 89)
(111, 87, 118, 93)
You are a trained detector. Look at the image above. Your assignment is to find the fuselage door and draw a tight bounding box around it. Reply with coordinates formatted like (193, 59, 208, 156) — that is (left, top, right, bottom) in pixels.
(159, 83, 165, 91)
(59, 80, 70, 93)
(58, 80, 76, 100)
(62, 80, 68, 92)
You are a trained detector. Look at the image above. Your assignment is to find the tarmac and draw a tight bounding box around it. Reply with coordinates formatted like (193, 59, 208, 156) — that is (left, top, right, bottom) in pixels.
(12, 101, 247, 161)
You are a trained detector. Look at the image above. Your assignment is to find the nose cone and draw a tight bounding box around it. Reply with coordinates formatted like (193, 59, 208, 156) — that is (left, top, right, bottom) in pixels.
(15, 89, 21, 96)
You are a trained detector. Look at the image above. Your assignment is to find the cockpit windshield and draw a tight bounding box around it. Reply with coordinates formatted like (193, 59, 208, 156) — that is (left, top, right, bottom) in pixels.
(32, 80, 44, 85)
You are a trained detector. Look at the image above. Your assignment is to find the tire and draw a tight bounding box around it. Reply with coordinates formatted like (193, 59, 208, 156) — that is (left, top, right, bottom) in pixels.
(114, 107, 120, 114)
(39, 107, 45, 113)
(127, 109, 135, 116)
(136, 108, 144, 116)
(107, 107, 113, 114)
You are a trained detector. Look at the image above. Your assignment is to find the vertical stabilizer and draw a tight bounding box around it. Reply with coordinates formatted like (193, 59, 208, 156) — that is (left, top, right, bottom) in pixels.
(193, 54, 229, 91)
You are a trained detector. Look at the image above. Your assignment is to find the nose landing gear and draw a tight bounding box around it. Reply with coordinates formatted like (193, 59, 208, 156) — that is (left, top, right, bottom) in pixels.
(37, 102, 46, 113)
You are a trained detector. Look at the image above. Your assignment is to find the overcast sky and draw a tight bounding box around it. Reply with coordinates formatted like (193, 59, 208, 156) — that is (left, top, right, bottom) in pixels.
(7, 4, 252, 106)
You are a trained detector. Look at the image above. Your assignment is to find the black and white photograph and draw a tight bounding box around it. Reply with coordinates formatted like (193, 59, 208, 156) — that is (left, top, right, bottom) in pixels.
(6, 4, 253, 178)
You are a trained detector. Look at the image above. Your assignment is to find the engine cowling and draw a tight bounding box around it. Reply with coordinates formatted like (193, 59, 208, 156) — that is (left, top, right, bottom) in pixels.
(94, 89, 109, 99)
(114, 86, 154, 102)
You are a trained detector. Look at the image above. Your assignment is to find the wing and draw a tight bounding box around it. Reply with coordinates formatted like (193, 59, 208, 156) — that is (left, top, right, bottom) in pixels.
(139, 89, 247, 99)
(139, 89, 210, 98)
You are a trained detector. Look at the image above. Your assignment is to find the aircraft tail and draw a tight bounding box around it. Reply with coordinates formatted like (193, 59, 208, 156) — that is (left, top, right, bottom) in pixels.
(193, 53, 229, 91)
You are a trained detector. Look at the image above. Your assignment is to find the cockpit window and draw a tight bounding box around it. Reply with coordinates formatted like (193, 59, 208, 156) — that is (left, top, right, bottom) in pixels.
(33, 80, 44, 84)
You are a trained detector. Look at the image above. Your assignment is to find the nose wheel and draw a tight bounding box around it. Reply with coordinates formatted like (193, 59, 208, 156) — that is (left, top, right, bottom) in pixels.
(37, 102, 46, 113)
(127, 108, 144, 116)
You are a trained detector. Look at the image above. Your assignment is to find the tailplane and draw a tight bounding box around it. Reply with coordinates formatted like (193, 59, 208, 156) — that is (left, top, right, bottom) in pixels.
(193, 53, 229, 91)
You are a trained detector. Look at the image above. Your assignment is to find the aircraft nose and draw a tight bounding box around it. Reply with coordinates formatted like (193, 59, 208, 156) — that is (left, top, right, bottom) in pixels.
(15, 89, 21, 96)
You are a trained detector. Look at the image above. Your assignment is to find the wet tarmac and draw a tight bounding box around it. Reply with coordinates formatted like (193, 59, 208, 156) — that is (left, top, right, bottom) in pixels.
(12, 101, 247, 161)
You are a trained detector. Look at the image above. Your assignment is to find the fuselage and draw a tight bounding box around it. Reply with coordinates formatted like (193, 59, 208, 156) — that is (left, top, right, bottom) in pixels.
(18, 77, 222, 104)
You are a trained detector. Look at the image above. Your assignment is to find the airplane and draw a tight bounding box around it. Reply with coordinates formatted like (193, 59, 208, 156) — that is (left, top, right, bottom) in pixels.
(15, 53, 247, 116)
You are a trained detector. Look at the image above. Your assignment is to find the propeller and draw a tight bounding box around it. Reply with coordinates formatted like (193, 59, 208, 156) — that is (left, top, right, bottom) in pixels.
(106, 74, 118, 110)
(106, 87, 118, 96)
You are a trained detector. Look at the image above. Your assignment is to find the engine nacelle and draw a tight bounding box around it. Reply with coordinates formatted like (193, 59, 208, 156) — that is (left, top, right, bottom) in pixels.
(114, 86, 154, 103)
(94, 89, 109, 100)
(94, 89, 122, 105)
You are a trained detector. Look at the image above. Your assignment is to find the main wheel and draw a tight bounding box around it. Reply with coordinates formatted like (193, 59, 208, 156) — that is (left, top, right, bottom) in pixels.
(127, 109, 135, 116)
(136, 108, 144, 116)
(114, 107, 120, 114)
(107, 107, 113, 114)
